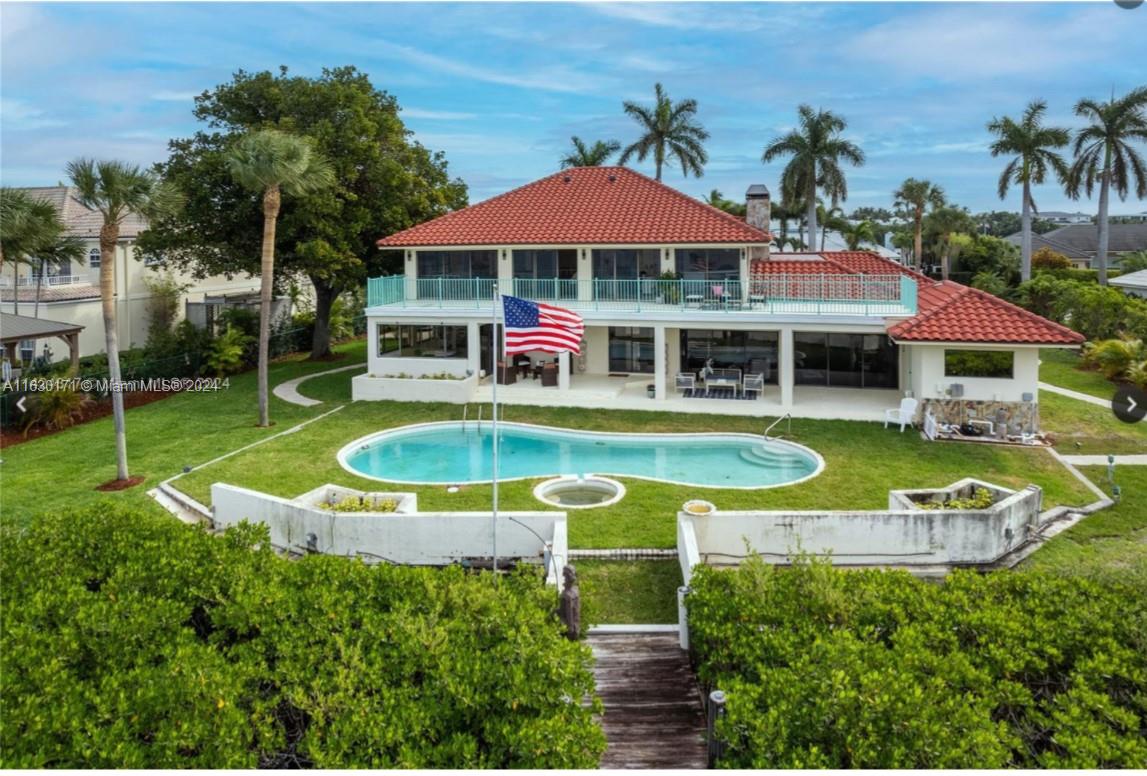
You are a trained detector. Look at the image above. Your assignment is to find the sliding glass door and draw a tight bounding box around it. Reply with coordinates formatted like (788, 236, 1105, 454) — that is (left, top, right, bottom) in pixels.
(794, 332, 898, 388)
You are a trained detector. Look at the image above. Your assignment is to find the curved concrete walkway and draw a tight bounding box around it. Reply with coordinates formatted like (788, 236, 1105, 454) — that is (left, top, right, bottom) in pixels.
(273, 362, 365, 407)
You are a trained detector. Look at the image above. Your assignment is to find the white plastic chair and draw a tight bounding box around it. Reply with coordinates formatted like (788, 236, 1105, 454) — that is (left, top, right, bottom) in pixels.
(742, 373, 765, 400)
(884, 397, 919, 432)
(674, 372, 695, 396)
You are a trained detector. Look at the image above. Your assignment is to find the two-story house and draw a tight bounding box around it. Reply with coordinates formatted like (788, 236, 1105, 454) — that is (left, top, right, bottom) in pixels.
(0, 186, 263, 360)
(356, 167, 1082, 427)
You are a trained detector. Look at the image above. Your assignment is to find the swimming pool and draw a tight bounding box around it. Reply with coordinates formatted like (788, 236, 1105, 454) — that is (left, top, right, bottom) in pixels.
(338, 422, 824, 489)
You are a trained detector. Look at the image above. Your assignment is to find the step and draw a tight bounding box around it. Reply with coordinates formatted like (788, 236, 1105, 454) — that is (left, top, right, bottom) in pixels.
(739, 447, 793, 466)
(588, 633, 708, 769)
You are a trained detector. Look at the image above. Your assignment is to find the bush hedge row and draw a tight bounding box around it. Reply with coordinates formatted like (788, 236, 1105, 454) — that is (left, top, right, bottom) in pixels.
(687, 557, 1147, 769)
(0, 506, 605, 768)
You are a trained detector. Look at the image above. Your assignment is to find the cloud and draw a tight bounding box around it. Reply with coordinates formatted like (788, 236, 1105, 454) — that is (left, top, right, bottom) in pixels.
(401, 108, 478, 121)
(0, 99, 66, 130)
(150, 90, 199, 102)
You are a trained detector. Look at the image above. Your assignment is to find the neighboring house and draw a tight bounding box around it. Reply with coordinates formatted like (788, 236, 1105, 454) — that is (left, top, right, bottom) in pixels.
(1005, 223, 1147, 269)
(356, 167, 1082, 427)
(1110, 269, 1147, 298)
(1037, 210, 1092, 225)
(0, 186, 263, 360)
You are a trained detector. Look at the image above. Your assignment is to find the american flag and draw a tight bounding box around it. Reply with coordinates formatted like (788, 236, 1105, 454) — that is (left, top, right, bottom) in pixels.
(502, 295, 585, 355)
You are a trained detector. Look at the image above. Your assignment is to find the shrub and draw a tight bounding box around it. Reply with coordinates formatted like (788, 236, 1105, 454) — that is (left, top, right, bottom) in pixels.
(913, 487, 994, 510)
(21, 386, 92, 435)
(206, 326, 253, 377)
(0, 505, 605, 768)
(687, 557, 1147, 768)
(324, 495, 398, 513)
(1031, 246, 1072, 270)
(1082, 335, 1145, 381)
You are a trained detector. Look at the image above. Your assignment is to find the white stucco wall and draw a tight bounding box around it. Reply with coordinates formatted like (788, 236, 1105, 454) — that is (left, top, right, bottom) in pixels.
(908, 344, 1040, 402)
(211, 482, 567, 584)
(352, 372, 477, 403)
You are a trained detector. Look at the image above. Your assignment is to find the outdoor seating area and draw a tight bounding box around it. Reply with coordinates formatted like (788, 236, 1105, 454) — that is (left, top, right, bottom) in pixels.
(675, 366, 766, 401)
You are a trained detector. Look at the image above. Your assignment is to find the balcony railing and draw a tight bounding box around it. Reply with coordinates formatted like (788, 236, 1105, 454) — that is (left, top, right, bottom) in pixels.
(366, 275, 917, 316)
(0, 274, 88, 288)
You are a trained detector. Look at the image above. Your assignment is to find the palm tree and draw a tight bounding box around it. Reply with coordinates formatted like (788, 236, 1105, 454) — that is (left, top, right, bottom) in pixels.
(32, 232, 86, 319)
(67, 159, 181, 482)
(1, 188, 60, 314)
(226, 129, 334, 428)
(819, 201, 846, 251)
(925, 206, 976, 280)
(560, 136, 620, 168)
(1066, 86, 1147, 285)
(987, 100, 1070, 282)
(619, 83, 709, 180)
(893, 178, 946, 269)
(763, 105, 865, 256)
(842, 220, 876, 251)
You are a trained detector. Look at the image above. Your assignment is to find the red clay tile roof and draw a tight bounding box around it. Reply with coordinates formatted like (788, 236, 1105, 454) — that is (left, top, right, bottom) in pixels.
(756, 251, 1082, 345)
(889, 281, 1084, 345)
(376, 167, 771, 247)
(0, 284, 101, 303)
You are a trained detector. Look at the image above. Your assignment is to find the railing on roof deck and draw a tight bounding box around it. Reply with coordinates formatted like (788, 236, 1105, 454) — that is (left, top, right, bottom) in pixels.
(365, 274, 917, 315)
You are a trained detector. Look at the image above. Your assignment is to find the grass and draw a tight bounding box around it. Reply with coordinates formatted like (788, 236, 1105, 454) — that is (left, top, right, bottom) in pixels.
(2, 343, 1096, 550)
(1039, 391, 1147, 455)
(577, 560, 683, 624)
(1039, 348, 1117, 400)
(0, 340, 367, 527)
(1021, 465, 1147, 574)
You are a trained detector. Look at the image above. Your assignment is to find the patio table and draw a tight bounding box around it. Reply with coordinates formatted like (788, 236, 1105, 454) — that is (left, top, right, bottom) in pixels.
(703, 375, 741, 397)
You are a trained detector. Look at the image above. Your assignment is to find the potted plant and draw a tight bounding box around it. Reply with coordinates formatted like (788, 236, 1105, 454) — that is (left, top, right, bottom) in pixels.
(683, 499, 716, 516)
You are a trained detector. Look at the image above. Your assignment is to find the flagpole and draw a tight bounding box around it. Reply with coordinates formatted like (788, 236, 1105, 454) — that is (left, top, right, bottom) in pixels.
(491, 282, 499, 576)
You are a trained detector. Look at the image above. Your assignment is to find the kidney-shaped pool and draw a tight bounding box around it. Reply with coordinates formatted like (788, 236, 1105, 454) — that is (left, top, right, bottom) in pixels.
(338, 421, 824, 490)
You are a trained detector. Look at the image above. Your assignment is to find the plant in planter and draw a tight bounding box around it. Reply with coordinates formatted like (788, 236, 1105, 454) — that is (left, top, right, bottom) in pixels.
(683, 499, 716, 516)
(324, 495, 398, 513)
(914, 487, 994, 511)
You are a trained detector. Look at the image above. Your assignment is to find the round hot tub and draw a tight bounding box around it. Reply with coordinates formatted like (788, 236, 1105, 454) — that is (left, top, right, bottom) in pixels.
(533, 476, 625, 509)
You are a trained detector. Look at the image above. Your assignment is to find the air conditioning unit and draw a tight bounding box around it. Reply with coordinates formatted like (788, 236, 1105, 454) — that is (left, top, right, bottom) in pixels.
(948, 383, 964, 398)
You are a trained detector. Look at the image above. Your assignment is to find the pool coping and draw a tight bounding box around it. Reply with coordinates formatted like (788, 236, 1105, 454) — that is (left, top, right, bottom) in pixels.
(335, 420, 826, 491)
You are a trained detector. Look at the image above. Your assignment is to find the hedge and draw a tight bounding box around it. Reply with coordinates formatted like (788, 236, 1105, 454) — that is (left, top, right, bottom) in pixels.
(688, 557, 1147, 769)
(0, 506, 605, 768)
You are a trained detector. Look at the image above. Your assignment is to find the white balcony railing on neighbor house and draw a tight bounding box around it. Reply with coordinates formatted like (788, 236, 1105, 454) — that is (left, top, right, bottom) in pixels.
(366, 275, 918, 316)
(0, 274, 88, 288)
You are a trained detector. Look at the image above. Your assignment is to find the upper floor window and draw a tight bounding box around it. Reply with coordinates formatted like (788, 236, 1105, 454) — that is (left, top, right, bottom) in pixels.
(416, 250, 496, 279)
(675, 248, 740, 281)
(88, 248, 101, 269)
(513, 249, 577, 280)
(592, 249, 660, 281)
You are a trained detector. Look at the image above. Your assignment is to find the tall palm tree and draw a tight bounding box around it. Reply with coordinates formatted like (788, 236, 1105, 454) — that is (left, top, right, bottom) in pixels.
(763, 105, 865, 256)
(1066, 86, 1147, 286)
(819, 201, 846, 251)
(226, 129, 334, 428)
(893, 178, 946, 269)
(560, 136, 620, 168)
(842, 220, 876, 251)
(67, 159, 181, 482)
(1, 188, 62, 314)
(987, 100, 1070, 282)
(619, 83, 709, 180)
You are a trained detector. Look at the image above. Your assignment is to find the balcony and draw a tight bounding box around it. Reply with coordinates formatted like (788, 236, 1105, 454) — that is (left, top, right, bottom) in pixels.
(0, 274, 88, 288)
(366, 275, 917, 317)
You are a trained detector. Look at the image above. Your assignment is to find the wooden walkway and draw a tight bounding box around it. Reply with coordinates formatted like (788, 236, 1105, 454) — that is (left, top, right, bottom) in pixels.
(588, 632, 708, 769)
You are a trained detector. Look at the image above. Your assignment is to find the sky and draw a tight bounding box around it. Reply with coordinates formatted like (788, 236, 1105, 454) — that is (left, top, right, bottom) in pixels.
(2, 1, 1146, 216)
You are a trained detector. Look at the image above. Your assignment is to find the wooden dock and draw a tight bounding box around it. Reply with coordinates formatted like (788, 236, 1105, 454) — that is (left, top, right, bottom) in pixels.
(588, 632, 708, 769)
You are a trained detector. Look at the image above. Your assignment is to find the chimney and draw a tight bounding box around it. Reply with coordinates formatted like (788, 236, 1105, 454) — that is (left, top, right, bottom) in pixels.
(745, 184, 771, 259)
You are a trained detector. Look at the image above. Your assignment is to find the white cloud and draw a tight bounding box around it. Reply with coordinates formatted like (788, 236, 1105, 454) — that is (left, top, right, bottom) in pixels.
(0, 99, 66, 130)
(401, 108, 478, 121)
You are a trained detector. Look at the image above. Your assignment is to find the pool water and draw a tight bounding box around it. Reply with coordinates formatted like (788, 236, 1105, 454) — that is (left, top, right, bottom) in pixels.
(339, 422, 822, 489)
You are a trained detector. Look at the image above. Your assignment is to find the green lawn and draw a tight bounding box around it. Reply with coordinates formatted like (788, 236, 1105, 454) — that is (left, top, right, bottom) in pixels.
(577, 560, 683, 624)
(1039, 391, 1147, 455)
(1039, 348, 1116, 400)
(3, 345, 1097, 550)
(1022, 465, 1147, 575)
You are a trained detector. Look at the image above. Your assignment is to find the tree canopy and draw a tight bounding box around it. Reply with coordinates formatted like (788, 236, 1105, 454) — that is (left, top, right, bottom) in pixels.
(137, 66, 468, 358)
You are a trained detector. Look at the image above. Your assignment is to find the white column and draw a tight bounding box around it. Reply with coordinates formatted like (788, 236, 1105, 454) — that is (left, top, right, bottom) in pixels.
(739, 247, 750, 305)
(497, 248, 514, 290)
(577, 248, 592, 302)
(661, 247, 675, 275)
(779, 327, 794, 409)
(654, 325, 667, 400)
(466, 321, 481, 377)
(558, 350, 570, 391)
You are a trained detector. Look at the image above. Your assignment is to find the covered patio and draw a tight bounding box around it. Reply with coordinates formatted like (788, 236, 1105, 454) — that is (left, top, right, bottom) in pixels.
(1, 312, 84, 372)
(473, 372, 900, 422)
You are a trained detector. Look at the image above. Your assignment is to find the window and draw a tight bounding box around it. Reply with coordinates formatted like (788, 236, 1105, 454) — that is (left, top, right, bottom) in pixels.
(512, 249, 577, 280)
(608, 327, 654, 373)
(377, 324, 469, 359)
(416, 250, 496, 279)
(88, 248, 101, 269)
(944, 349, 1014, 379)
(674, 248, 739, 281)
(592, 249, 660, 281)
(145, 253, 164, 267)
(794, 332, 899, 389)
(680, 329, 779, 384)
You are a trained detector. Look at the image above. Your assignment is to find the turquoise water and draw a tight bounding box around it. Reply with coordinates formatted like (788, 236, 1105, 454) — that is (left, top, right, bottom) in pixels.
(340, 422, 821, 488)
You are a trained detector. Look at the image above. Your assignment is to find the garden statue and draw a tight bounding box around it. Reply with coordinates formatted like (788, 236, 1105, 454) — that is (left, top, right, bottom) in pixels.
(558, 565, 580, 641)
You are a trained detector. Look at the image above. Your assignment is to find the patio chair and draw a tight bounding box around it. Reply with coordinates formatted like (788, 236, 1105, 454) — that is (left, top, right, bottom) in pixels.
(496, 361, 517, 385)
(742, 373, 765, 400)
(675, 372, 695, 396)
(541, 362, 559, 387)
(883, 397, 919, 432)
